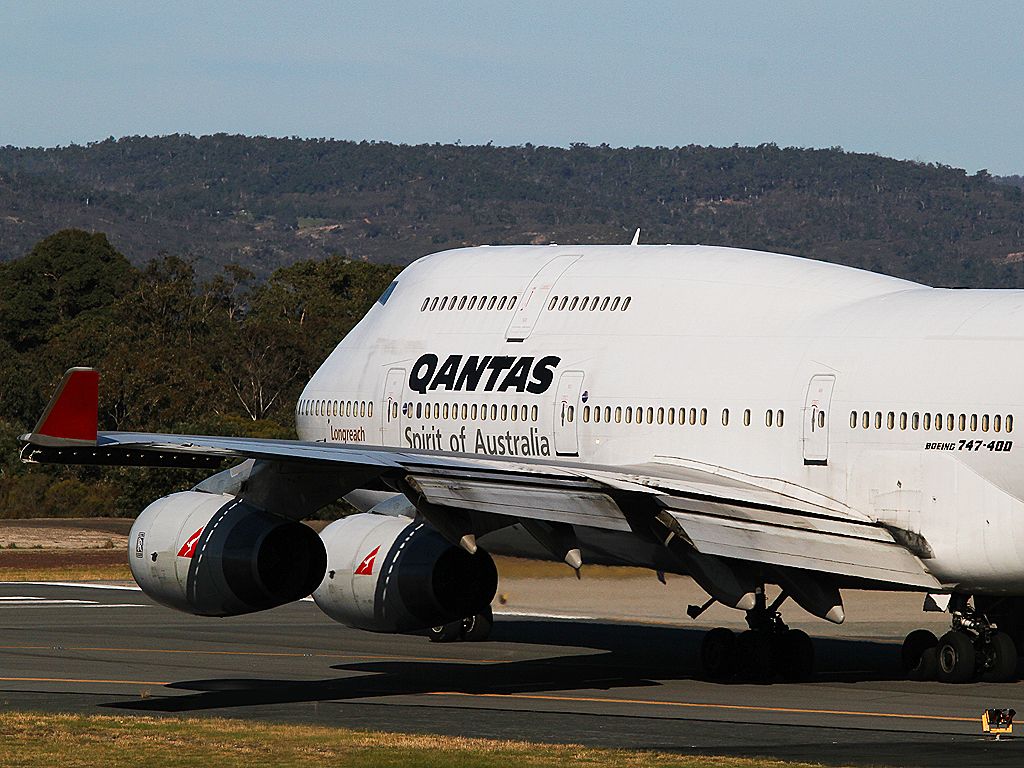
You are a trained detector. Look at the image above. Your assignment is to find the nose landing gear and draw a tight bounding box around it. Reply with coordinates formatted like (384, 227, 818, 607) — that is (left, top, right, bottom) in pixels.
(901, 595, 1018, 683)
(699, 587, 815, 681)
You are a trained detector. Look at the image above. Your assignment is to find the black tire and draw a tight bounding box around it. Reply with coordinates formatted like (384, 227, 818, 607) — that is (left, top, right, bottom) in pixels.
(936, 630, 976, 683)
(735, 630, 774, 681)
(461, 608, 494, 642)
(902, 629, 938, 680)
(700, 627, 736, 679)
(776, 629, 814, 681)
(427, 621, 462, 643)
(982, 631, 1018, 682)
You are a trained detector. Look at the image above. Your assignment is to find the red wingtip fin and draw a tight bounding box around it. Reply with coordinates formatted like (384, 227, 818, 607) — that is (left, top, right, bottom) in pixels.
(31, 367, 99, 444)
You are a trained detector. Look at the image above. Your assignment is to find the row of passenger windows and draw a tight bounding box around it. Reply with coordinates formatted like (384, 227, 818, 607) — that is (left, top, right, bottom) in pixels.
(399, 401, 539, 422)
(569, 405, 785, 428)
(420, 295, 517, 312)
(850, 411, 1014, 433)
(547, 295, 632, 312)
(299, 399, 374, 418)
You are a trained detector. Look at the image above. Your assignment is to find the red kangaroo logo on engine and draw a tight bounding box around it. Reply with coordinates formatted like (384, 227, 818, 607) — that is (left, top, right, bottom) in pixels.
(354, 545, 381, 576)
(177, 527, 204, 558)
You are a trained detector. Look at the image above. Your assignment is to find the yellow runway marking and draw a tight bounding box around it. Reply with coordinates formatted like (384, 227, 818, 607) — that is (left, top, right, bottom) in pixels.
(0, 676, 169, 686)
(0, 644, 503, 664)
(427, 691, 976, 724)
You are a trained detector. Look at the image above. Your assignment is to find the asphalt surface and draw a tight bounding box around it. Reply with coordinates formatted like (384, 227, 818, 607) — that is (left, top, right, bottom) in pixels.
(1, 582, 1023, 767)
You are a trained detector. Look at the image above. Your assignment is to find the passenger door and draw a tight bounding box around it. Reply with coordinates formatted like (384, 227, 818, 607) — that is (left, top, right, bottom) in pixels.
(802, 374, 836, 465)
(553, 371, 585, 457)
(382, 368, 406, 446)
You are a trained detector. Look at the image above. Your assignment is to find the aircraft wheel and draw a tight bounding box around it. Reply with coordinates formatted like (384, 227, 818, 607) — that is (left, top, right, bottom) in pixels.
(981, 631, 1018, 682)
(902, 629, 938, 680)
(936, 630, 976, 683)
(736, 630, 774, 680)
(700, 627, 736, 679)
(428, 621, 462, 643)
(776, 629, 814, 681)
(461, 607, 494, 642)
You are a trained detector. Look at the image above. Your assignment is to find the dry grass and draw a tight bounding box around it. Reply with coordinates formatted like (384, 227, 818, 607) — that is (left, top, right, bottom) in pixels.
(0, 712, 831, 768)
(0, 564, 132, 582)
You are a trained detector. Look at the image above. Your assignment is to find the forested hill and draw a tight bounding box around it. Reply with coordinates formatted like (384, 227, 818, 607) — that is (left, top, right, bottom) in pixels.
(1, 135, 1023, 286)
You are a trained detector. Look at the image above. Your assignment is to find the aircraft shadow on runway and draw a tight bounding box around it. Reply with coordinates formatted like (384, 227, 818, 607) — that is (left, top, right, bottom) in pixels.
(101, 618, 931, 715)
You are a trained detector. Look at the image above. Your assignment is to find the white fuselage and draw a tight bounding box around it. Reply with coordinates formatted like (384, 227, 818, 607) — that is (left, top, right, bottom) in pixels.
(297, 245, 1024, 593)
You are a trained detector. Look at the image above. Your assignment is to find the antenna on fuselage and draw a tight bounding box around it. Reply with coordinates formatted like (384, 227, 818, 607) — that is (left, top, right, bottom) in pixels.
(630, 228, 641, 246)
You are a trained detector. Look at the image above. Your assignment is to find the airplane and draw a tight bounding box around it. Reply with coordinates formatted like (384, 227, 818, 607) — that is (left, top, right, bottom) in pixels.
(20, 242, 1024, 683)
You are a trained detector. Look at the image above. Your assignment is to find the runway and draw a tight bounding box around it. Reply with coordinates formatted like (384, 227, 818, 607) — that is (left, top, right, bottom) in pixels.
(1, 582, 1022, 767)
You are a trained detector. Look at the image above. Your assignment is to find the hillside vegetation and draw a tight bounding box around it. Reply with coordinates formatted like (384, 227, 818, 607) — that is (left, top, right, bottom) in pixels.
(0, 229, 397, 518)
(1, 135, 1022, 285)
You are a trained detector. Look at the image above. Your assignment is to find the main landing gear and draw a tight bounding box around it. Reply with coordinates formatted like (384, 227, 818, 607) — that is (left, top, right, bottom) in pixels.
(902, 595, 1018, 683)
(427, 607, 494, 643)
(700, 588, 814, 681)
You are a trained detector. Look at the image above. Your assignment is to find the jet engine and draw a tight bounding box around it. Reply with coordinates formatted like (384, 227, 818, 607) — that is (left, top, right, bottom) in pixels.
(313, 513, 497, 632)
(128, 491, 327, 616)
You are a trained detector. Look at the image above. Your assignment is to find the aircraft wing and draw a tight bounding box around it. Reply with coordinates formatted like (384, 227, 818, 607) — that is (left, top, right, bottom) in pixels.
(20, 368, 941, 592)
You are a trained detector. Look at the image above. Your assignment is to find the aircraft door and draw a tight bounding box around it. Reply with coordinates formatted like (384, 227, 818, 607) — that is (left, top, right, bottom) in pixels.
(382, 368, 406, 446)
(506, 254, 581, 341)
(802, 374, 836, 465)
(553, 370, 585, 457)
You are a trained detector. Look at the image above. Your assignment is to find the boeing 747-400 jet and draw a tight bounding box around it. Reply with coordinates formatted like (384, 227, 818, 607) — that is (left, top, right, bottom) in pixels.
(21, 244, 1024, 682)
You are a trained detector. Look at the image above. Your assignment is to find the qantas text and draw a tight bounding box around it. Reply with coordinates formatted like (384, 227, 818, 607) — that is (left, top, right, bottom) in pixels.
(408, 354, 560, 395)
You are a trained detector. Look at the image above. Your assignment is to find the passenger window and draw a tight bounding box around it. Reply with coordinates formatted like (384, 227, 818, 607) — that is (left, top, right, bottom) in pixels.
(658, 407, 665, 425)
(995, 415, 1002, 432)
(532, 405, 539, 421)
(439, 297, 448, 311)
(723, 408, 730, 427)
(900, 412, 907, 430)
(430, 297, 439, 310)
(1007, 415, 1014, 433)
(490, 404, 497, 420)
(911, 412, 918, 430)
(443, 403, 449, 419)
(548, 297, 558, 310)
(421, 298, 429, 311)
(874, 412, 882, 429)
(569, 297, 579, 311)
(766, 410, 773, 427)
(458, 296, 467, 310)
(625, 407, 633, 424)
(360, 402, 366, 417)
(485, 296, 495, 310)
(958, 414, 966, 431)
(744, 409, 751, 426)
(580, 296, 589, 311)
(946, 414, 953, 431)
(923, 413, 931, 430)
(615, 406, 622, 423)
(589, 297, 599, 310)
(971, 414, 978, 431)
(887, 412, 894, 430)
(511, 405, 518, 421)
(433, 403, 440, 419)
(622, 296, 631, 310)
(600, 297, 610, 311)
(558, 297, 568, 310)
(604, 406, 611, 423)
(593, 406, 601, 423)
(689, 408, 697, 426)
(501, 404, 508, 420)
(416, 403, 422, 419)
(611, 297, 621, 311)
(850, 411, 857, 429)
(481, 404, 488, 421)
(647, 407, 655, 424)
(934, 413, 943, 431)
(667, 408, 675, 425)
(497, 296, 507, 311)
(700, 408, 707, 426)
(468, 296, 478, 310)
(471, 404, 478, 419)
(982, 414, 990, 432)
(509, 296, 517, 310)
(566, 405, 573, 423)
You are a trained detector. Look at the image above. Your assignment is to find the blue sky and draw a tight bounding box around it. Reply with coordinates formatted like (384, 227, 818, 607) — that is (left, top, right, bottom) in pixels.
(1, 1, 1022, 173)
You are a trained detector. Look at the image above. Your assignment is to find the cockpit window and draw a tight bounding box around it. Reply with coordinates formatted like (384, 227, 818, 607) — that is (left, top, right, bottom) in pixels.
(377, 280, 398, 306)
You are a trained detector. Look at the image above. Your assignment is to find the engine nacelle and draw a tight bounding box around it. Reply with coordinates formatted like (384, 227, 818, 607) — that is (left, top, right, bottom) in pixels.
(313, 513, 497, 632)
(128, 491, 327, 616)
